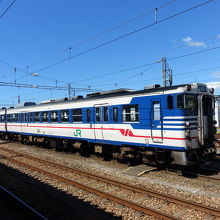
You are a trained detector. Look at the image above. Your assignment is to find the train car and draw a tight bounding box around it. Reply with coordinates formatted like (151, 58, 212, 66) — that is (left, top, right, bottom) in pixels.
(0, 83, 216, 166)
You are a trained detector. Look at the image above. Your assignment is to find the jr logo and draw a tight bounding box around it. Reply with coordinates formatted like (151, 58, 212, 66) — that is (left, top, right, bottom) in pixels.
(73, 129, 82, 137)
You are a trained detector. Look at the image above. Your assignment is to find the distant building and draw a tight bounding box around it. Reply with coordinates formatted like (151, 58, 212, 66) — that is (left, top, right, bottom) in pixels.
(215, 95, 220, 128)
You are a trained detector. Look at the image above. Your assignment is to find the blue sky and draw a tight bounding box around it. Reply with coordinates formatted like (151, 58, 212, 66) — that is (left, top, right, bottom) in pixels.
(0, 0, 219, 106)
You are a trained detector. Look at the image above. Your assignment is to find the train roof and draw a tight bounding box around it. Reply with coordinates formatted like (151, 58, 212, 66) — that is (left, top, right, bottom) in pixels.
(1, 83, 212, 111)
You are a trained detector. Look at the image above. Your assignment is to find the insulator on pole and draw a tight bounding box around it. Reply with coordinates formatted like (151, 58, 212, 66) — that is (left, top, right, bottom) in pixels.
(14, 67, 16, 84)
(154, 8, 158, 23)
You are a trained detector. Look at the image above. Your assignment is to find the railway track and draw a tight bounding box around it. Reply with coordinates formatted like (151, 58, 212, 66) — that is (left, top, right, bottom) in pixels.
(166, 168, 220, 182)
(0, 146, 219, 220)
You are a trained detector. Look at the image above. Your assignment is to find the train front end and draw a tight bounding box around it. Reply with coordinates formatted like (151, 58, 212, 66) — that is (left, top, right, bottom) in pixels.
(178, 83, 216, 165)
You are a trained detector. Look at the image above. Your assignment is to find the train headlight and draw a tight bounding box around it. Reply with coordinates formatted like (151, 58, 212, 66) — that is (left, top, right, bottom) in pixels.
(185, 121, 190, 127)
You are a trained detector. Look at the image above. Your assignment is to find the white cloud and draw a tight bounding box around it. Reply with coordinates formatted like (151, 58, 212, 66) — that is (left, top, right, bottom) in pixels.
(182, 37, 193, 42)
(217, 34, 220, 39)
(210, 71, 220, 78)
(182, 37, 206, 48)
(206, 81, 220, 90)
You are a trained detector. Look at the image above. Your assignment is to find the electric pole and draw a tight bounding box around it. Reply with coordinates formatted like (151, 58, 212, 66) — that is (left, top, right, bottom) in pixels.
(162, 57, 173, 87)
(68, 83, 71, 99)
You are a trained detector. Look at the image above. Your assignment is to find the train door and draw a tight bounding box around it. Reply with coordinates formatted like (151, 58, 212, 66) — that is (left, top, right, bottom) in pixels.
(198, 94, 214, 146)
(4, 110, 7, 132)
(21, 112, 28, 133)
(93, 104, 109, 142)
(151, 100, 163, 143)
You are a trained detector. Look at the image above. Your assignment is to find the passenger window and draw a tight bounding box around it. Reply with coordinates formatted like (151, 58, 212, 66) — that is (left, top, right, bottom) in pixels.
(27, 113, 31, 122)
(2, 115, 5, 122)
(11, 114, 15, 122)
(42, 112, 48, 122)
(167, 95, 173, 109)
(122, 105, 139, 122)
(30, 113, 34, 122)
(95, 108, 100, 122)
(61, 110, 69, 122)
(153, 102, 160, 120)
(86, 109, 91, 122)
(24, 113, 28, 122)
(177, 94, 184, 109)
(7, 114, 11, 122)
(51, 111, 58, 122)
(34, 112, 40, 122)
(12, 114, 18, 122)
(72, 109, 82, 122)
(113, 107, 118, 122)
(103, 107, 108, 122)
(16, 114, 19, 122)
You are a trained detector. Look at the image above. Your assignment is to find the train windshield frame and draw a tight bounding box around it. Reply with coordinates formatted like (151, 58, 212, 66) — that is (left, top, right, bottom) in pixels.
(177, 94, 197, 111)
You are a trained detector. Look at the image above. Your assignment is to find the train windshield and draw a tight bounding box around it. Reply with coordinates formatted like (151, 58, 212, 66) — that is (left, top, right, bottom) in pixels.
(184, 94, 197, 109)
(177, 94, 197, 111)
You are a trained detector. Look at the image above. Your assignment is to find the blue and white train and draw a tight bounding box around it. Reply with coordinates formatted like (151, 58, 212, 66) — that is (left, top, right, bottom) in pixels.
(0, 83, 216, 166)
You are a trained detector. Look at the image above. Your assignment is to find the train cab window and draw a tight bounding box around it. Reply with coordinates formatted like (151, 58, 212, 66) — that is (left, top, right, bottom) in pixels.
(177, 94, 197, 110)
(177, 94, 184, 109)
(185, 94, 197, 109)
(113, 107, 118, 122)
(34, 112, 40, 122)
(72, 109, 82, 122)
(122, 105, 139, 122)
(86, 109, 91, 122)
(103, 107, 108, 122)
(51, 111, 58, 122)
(61, 110, 69, 122)
(42, 112, 48, 122)
(95, 107, 100, 122)
(167, 95, 173, 109)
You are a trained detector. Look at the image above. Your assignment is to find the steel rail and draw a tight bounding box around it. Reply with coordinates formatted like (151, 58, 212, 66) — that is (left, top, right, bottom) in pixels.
(167, 168, 220, 182)
(0, 153, 178, 220)
(0, 146, 219, 217)
(0, 184, 48, 220)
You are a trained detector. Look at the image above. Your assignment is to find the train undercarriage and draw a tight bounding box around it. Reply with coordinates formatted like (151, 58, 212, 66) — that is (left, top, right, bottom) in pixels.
(0, 132, 216, 167)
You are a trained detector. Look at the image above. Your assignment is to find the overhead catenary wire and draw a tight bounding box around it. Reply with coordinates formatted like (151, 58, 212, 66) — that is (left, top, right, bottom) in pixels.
(0, 0, 218, 106)
(3, 43, 220, 93)
(13, 0, 215, 82)
(71, 45, 220, 87)
(0, 0, 16, 19)
(0, 0, 177, 83)
(25, 0, 177, 69)
(0, 81, 101, 92)
(91, 55, 220, 89)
